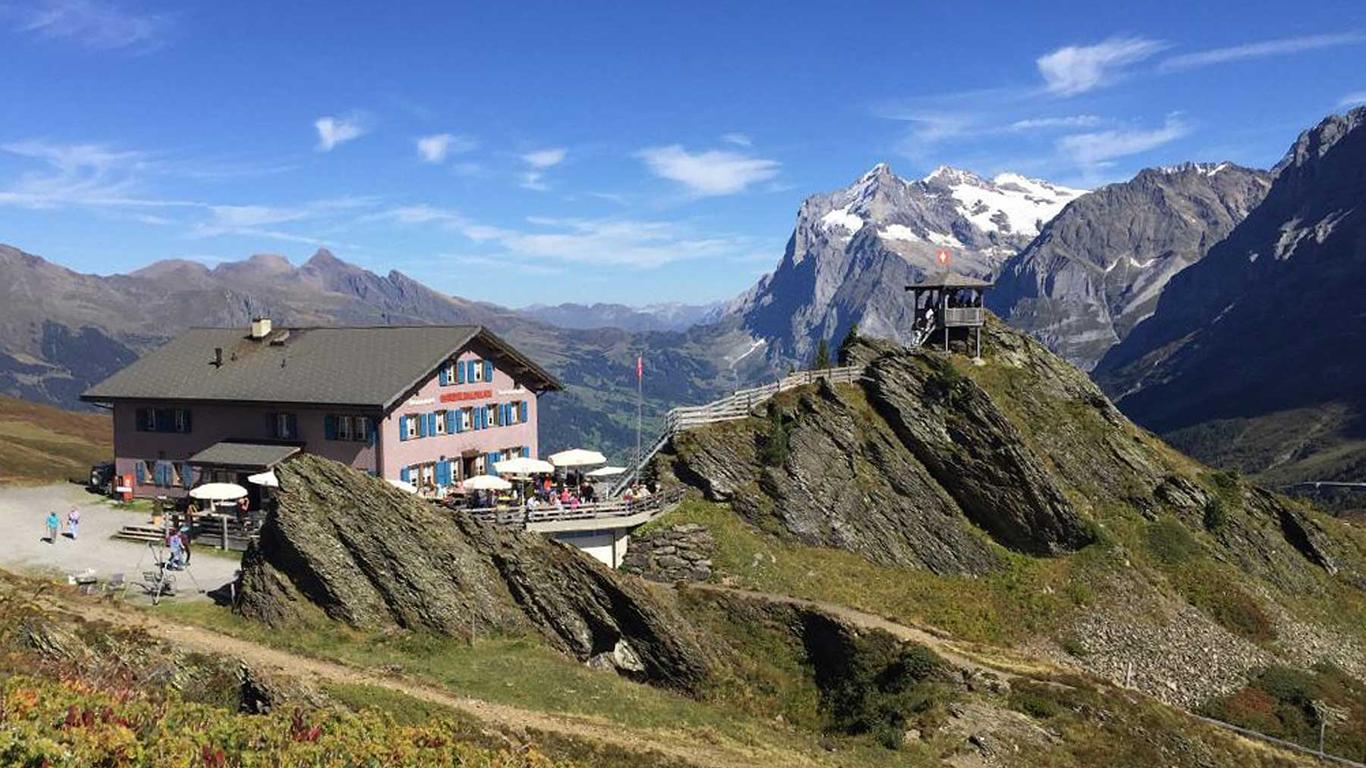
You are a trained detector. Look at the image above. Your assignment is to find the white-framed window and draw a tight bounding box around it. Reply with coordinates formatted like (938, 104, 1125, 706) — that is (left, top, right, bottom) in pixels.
(274, 413, 297, 440)
(355, 416, 370, 443)
(472, 360, 485, 382)
(404, 417, 419, 439)
(435, 410, 447, 435)
(173, 409, 191, 433)
(336, 415, 354, 441)
(460, 408, 473, 431)
(445, 361, 459, 384)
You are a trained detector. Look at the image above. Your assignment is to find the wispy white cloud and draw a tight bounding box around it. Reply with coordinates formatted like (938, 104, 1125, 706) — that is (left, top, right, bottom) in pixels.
(0, 139, 166, 208)
(416, 133, 477, 164)
(1340, 91, 1366, 108)
(522, 148, 566, 168)
(314, 115, 367, 152)
(637, 145, 780, 196)
(13, 0, 169, 51)
(518, 147, 566, 190)
(1057, 114, 1189, 169)
(1008, 115, 1104, 131)
(721, 132, 752, 147)
(1160, 32, 1365, 72)
(1037, 37, 1166, 95)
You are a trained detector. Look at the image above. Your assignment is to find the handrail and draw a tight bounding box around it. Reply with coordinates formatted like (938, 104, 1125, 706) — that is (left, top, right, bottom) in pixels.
(609, 365, 867, 496)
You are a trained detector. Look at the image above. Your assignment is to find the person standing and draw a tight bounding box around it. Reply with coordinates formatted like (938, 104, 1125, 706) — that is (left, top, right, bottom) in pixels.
(66, 508, 80, 540)
(45, 511, 60, 543)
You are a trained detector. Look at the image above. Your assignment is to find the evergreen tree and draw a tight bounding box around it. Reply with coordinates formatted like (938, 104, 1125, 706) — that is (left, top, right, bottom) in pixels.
(811, 337, 832, 370)
(838, 322, 860, 364)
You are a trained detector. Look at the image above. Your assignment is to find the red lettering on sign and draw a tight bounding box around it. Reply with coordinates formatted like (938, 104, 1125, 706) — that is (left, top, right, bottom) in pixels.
(440, 389, 492, 403)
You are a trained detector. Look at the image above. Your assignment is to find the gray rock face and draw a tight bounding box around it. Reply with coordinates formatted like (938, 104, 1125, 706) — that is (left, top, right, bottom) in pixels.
(621, 523, 717, 583)
(991, 163, 1271, 370)
(1094, 107, 1366, 469)
(237, 455, 713, 692)
(665, 377, 1005, 574)
(727, 163, 1083, 367)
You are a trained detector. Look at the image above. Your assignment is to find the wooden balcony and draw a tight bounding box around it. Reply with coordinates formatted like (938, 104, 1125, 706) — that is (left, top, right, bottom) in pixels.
(457, 488, 685, 533)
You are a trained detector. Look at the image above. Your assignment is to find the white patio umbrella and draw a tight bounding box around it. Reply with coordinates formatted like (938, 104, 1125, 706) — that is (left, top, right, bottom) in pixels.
(462, 474, 512, 492)
(586, 466, 627, 478)
(494, 457, 554, 476)
(189, 482, 248, 501)
(385, 478, 418, 494)
(548, 448, 607, 468)
(246, 470, 279, 488)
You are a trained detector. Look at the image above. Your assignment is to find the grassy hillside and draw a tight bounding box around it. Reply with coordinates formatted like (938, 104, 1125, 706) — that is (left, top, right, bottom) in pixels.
(0, 395, 110, 484)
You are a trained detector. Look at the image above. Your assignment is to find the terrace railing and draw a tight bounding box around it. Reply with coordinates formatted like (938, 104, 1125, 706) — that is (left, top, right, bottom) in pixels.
(608, 364, 867, 496)
(941, 307, 984, 326)
(460, 487, 686, 530)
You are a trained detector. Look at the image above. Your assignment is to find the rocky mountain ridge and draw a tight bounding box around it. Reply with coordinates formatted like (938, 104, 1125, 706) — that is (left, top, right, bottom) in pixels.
(1095, 106, 1366, 481)
(724, 163, 1085, 367)
(990, 162, 1271, 370)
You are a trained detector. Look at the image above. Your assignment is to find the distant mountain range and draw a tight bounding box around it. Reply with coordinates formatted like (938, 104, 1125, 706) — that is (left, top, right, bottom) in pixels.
(1094, 106, 1366, 484)
(0, 245, 737, 459)
(520, 301, 722, 333)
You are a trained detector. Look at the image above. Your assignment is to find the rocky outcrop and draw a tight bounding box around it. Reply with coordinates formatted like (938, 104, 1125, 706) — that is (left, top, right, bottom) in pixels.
(237, 455, 713, 692)
(621, 523, 716, 583)
(861, 342, 1096, 556)
(666, 376, 1003, 574)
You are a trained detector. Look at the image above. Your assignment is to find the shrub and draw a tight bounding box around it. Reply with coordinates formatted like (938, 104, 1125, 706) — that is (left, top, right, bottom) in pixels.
(1008, 680, 1068, 719)
(1145, 517, 1200, 566)
(810, 338, 832, 370)
(1203, 497, 1229, 533)
(1174, 567, 1275, 643)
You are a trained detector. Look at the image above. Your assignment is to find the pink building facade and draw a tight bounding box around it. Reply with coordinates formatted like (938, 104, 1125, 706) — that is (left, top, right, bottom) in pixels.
(84, 324, 559, 501)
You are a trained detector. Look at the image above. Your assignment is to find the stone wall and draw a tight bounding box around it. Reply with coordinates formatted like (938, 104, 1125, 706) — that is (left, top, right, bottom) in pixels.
(622, 523, 715, 583)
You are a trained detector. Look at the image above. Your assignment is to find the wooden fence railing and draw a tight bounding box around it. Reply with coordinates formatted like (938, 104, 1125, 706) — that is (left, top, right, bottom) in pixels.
(609, 365, 867, 496)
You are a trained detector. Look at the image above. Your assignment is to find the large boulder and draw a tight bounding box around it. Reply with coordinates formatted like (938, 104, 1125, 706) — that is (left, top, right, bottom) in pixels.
(237, 455, 713, 692)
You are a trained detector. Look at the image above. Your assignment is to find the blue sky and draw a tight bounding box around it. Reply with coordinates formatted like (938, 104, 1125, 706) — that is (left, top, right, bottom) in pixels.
(2, 0, 1365, 307)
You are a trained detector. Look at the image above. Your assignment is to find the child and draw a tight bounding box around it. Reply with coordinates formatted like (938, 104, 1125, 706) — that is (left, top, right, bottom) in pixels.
(66, 508, 80, 540)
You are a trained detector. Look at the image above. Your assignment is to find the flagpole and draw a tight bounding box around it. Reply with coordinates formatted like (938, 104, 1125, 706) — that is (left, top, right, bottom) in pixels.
(635, 352, 643, 472)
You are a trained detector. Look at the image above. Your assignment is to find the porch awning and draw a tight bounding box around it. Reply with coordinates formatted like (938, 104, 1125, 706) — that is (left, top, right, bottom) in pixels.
(189, 442, 300, 470)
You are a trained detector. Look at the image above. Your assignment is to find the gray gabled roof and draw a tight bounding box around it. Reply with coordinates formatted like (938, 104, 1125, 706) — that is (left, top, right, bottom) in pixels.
(189, 442, 300, 469)
(905, 271, 995, 290)
(81, 325, 561, 409)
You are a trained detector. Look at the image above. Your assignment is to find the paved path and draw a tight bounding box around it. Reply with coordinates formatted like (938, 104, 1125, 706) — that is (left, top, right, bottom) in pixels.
(0, 483, 240, 597)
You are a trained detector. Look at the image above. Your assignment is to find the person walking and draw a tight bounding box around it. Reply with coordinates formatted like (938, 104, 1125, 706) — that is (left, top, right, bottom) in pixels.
(66, 508, 80, 541)
(44, 511, 60, 544)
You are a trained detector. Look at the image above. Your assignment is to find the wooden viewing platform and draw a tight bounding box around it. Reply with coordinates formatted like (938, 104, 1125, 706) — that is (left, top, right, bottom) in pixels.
(906, 271, 994, 355)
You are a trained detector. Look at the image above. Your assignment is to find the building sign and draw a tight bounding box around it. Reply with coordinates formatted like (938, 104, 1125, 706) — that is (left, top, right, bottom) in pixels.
(409, 397, 436, 406)
(440, 389, 492, 403)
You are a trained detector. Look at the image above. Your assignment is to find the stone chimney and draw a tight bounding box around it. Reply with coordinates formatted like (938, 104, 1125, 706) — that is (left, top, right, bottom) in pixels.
(250, 317, 273, 340)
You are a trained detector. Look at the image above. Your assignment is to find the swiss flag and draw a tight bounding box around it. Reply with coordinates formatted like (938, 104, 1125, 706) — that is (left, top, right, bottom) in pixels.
(636, 355, 643, 382)
(937, 249, 951, 267)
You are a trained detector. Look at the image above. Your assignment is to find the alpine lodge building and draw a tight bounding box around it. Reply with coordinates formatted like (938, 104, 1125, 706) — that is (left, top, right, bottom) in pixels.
(81, 319, 562, 504)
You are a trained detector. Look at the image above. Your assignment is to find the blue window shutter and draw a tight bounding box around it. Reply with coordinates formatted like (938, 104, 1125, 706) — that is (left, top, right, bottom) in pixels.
(135, 462, 145, 484)
(487, 454, 498, 476)
(417, 413, 427, 438)
(456, 361, 466, 384)
(287, 414, 298, 439)
(481, 406, 489, 429)
(521, 446, 530, 458)
(467, 360, 477, 382)
(398, 415, 408, 441)
(518, 401, 527, 422)
(367, 419, 377, 447)
(400, 466, 410, 483)
(181, 462, 194, 489)
(182, 410, 192, 433)
(324, 415, 336, 440)
(483, 360, 493, 382)
(427, 412, 437, 437)
(438, 366, 449, 386)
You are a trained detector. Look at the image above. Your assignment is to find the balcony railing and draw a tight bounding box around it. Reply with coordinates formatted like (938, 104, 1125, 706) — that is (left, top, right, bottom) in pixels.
(941, 307, 984, 326)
